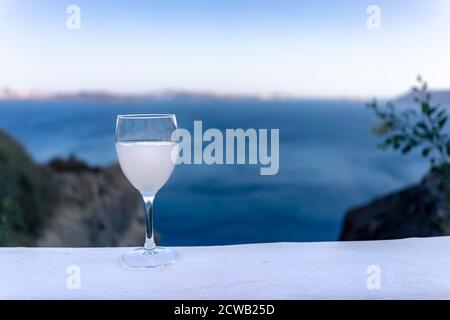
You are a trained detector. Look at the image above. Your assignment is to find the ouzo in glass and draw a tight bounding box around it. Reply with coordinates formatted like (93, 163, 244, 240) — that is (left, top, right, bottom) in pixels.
(115, 114, 179, 268)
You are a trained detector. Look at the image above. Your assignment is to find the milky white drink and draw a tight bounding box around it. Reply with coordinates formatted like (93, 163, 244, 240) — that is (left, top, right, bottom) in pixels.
(116, 141, 178, 194)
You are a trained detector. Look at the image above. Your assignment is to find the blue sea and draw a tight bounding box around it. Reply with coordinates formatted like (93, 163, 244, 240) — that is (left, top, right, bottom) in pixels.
(0, 99, 426, 245)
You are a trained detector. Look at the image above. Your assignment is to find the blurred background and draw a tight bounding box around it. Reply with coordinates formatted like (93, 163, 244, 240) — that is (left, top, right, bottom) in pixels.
(0, 0, 449, 247)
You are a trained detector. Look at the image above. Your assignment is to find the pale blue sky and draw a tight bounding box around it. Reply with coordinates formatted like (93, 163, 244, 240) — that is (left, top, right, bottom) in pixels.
(0, 0, 449, 98)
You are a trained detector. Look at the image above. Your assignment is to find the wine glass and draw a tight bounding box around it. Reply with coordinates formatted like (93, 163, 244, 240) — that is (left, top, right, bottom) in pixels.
(115, 114, 179, 268)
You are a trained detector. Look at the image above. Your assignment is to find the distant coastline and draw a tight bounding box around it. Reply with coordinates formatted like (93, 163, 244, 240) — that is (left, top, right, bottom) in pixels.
(0, 87, 296, 103)
(0, 87, 370, 103)
(1, 86, 449, 104)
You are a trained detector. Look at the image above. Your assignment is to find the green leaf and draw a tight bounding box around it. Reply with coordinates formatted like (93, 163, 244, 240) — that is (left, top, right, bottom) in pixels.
(421, 102, 431, 115)
(422, 147, 431, 157)
(401, 143, 414, 154)
(416, 121, 428, 131)
(437, 109, 446, 119)
(438, 116, 447, 129)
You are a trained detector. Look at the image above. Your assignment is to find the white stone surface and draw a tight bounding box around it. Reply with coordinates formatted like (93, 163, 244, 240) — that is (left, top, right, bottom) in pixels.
(1, 237, 450, 299)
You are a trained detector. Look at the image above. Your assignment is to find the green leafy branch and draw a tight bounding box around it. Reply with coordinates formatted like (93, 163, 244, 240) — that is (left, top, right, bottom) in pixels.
(368, 76, 450, 178)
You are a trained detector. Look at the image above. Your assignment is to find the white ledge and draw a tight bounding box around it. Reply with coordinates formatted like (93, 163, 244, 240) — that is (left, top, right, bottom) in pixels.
(1, 237, 450, 299)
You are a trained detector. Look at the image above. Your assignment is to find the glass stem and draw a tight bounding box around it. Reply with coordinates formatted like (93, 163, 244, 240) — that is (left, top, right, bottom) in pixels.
(143, 194, 156, 250)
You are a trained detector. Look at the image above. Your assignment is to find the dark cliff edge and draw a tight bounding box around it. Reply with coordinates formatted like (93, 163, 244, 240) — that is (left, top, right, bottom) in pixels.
(0, 128, 152, 247)
(340, 173, 450, 241)
(36, 161, 146, 247)
(0, 129, 56, 245)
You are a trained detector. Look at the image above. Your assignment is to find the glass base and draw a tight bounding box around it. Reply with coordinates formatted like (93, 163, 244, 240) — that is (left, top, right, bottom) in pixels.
(120, 247, 178, 269)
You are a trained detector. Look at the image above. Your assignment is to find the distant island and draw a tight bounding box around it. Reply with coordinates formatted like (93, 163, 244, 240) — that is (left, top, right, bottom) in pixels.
(2, 86, 449, 104)
(0, 87, 297, 103)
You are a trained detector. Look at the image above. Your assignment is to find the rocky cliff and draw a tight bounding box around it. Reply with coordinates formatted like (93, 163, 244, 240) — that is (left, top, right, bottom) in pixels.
(340, 173, 450, 241)
(0, 129, 55, 245)
(36, 158, 146, 247)
(0, 128, 149, 247)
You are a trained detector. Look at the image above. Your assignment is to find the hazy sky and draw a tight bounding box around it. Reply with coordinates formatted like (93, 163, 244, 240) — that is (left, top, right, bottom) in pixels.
(0, 0, 449, 98)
